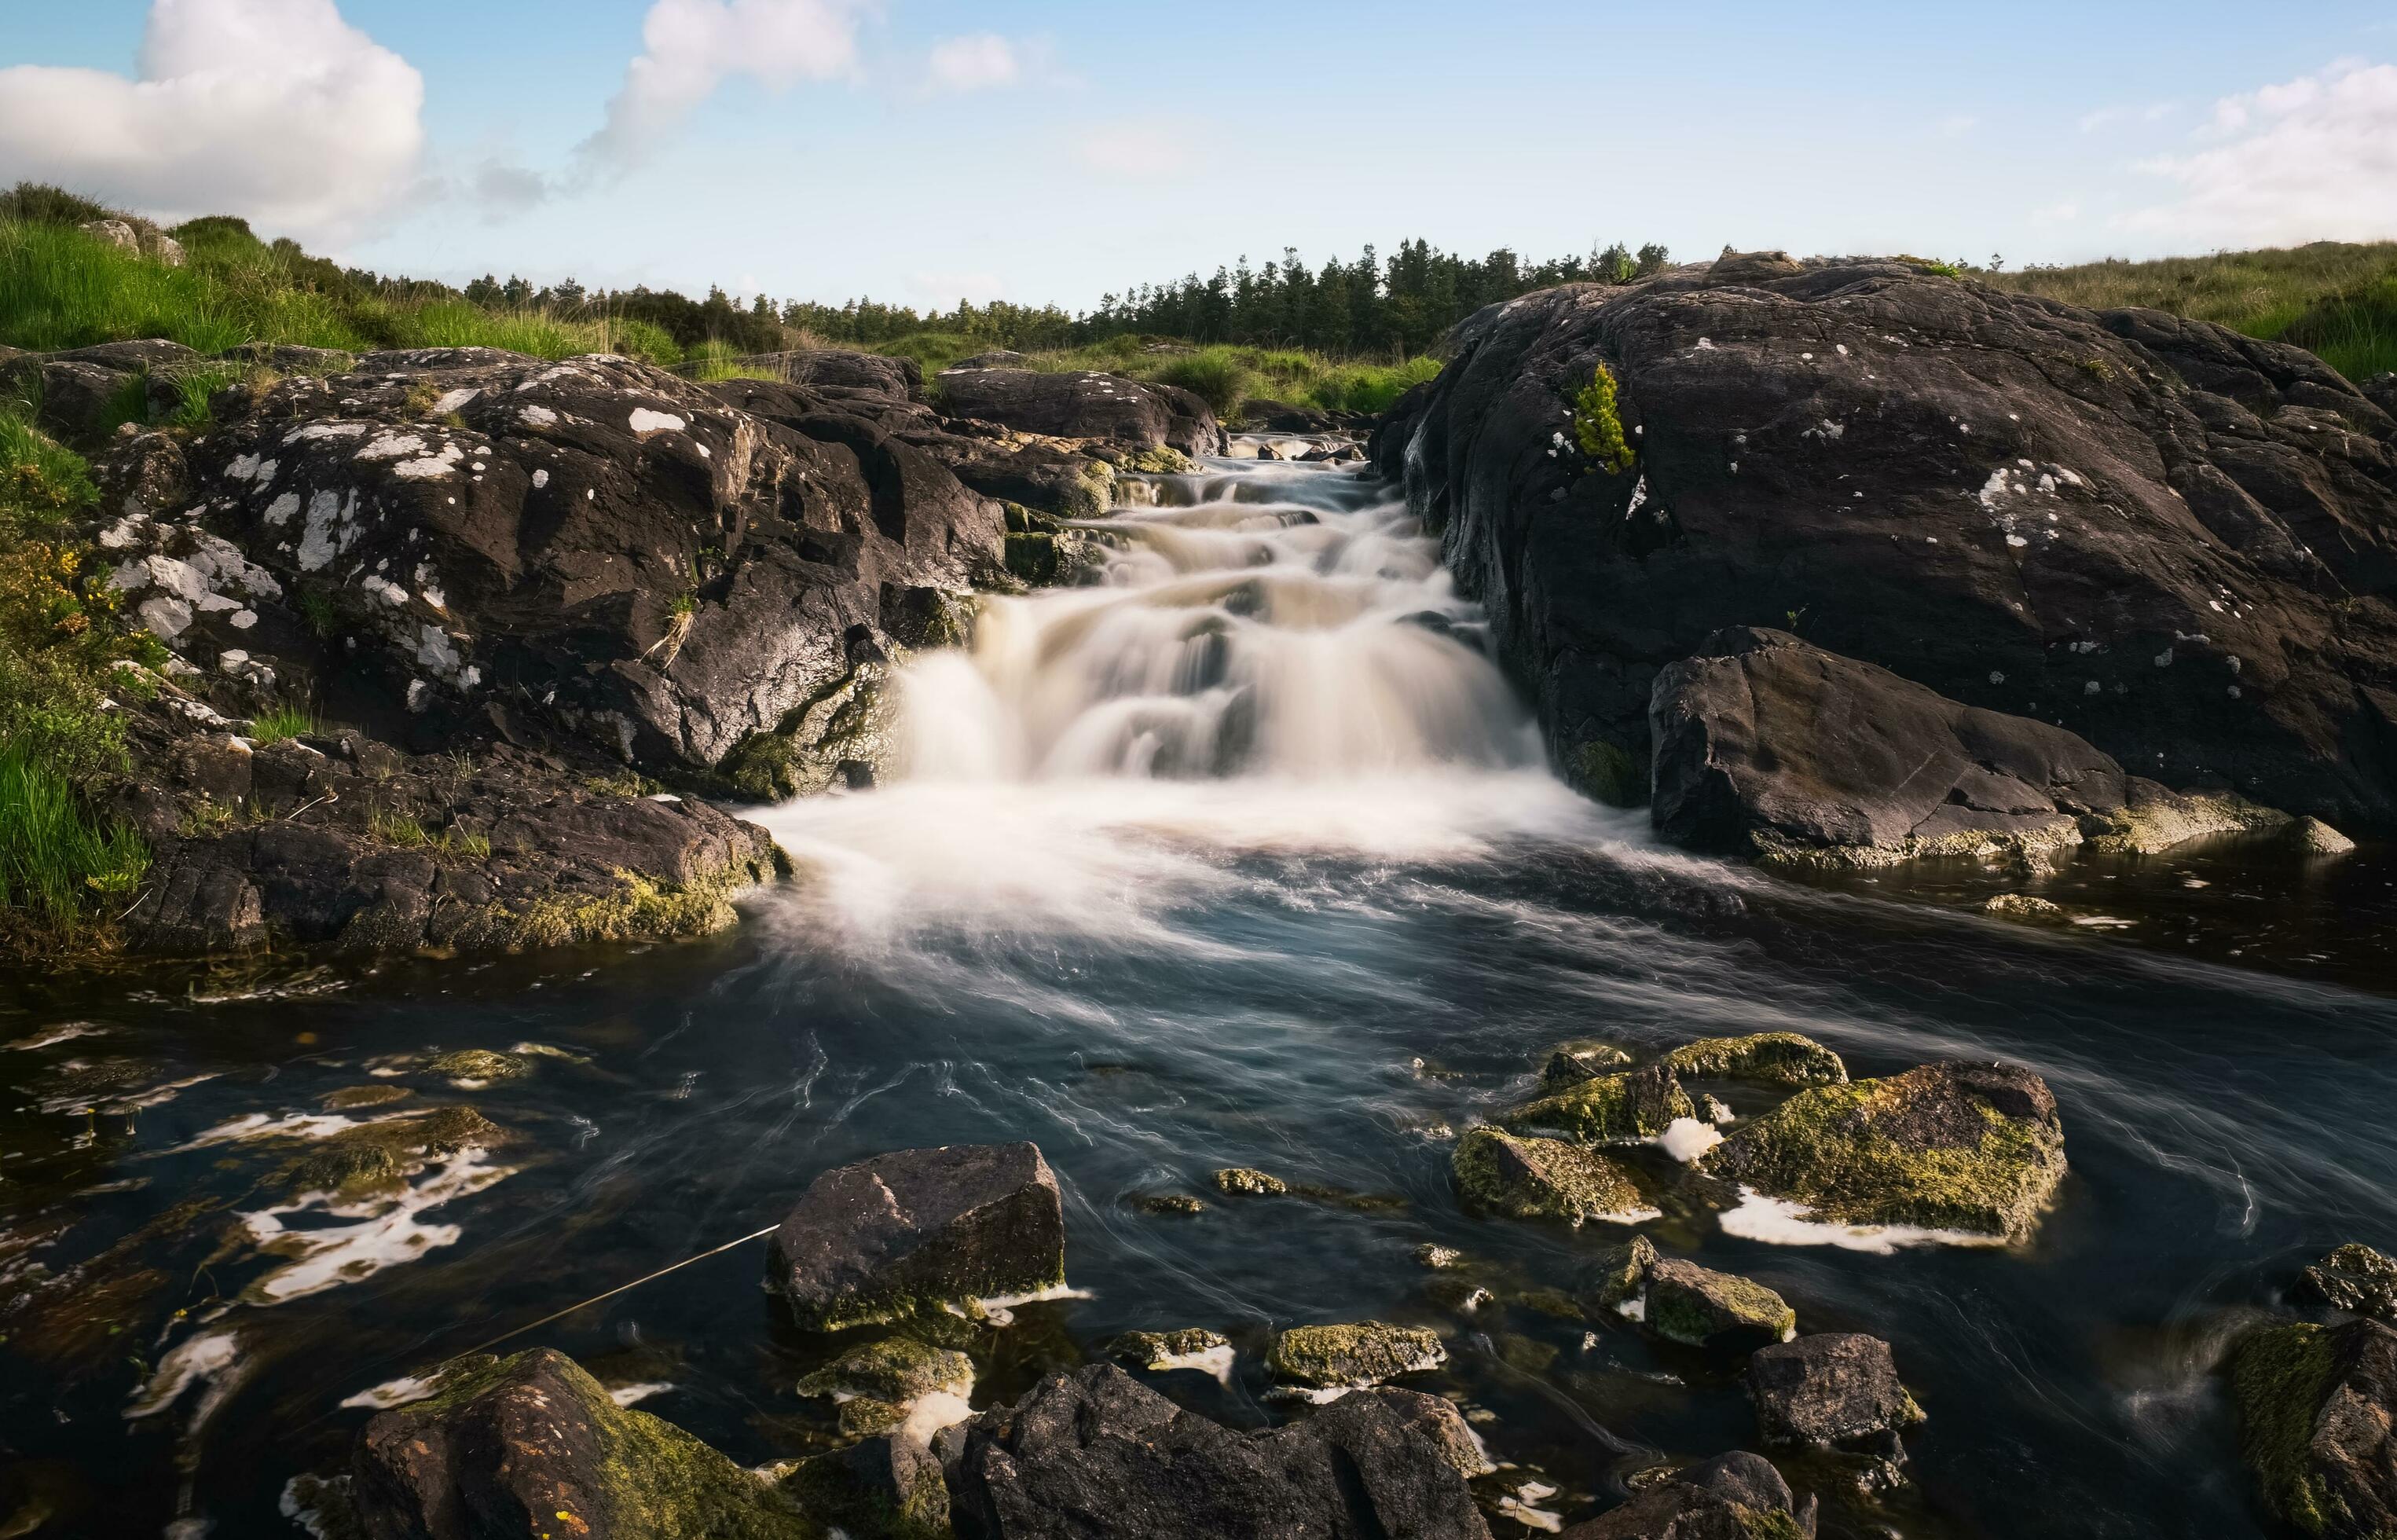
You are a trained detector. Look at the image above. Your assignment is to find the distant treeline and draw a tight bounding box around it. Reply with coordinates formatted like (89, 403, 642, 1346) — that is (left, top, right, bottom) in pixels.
(461, 239, 1673, 358)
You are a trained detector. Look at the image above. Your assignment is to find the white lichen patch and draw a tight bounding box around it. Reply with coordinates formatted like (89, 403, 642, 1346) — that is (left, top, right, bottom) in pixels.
(355, 431, 429, 462)
(394, 443, 468, 480)
(431, 388, 481, 416)
(628, 408, 687, 436)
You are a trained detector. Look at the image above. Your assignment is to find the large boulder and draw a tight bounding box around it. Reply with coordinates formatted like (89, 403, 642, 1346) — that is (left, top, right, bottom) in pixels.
(768, 1143, 1066, 1331)
(1501, 1062, 1695, 1143)
(936, 367, 1226, 456)
(1745, 1333, 1924, 1492)
(1377, 262, 2397, 828)
(350, 1348, 811, 1540)
(1559, 1450, 1816, 1539)
(1702, 1060, 2065, 1241)
(1651, 627, 2131, 864)
(1452, 1126, 1651, 1226)
(940, 1363, 1492, 1540)
(726, 348, 924, 402)
(2231, 1318, 2397, 1539)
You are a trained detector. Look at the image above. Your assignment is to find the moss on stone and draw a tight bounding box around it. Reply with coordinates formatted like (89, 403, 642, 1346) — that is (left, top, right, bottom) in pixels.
(2231, 1323, 2340, 1537)
(1571, 739, 1647, 807)
(1501, 1065, 1694, 1144)
(1643, 1259, 1796, 1347)
(722, 662, 894, 801)
(1107, 1328, 1230, 1370)
(1732, 1504, 1810, 1540)
(426, 1049, 527, 1084)
(2084, 790, 2291, 855)
(273, 1106, 507, 1200)
(1589, 1235, 1659, 1307)
(1213, 1167, 1288, 1196)
(797, 1336, 972, 1406)
(1268, 1322, 1446, 1388)
(1514, 1287, 1588, 1322)
(479, 860, 764, 952)
(1662, 1032, 1847, 1087)
(1539, 1040, 1633, 1092)
(836, 1397, 908, 1440)
(1129, 1192, 1206, 1216)
(1114, 446, 1193, 474)
(1453, 1126, 1649, 1226)
(322, 1084, 410, 1110)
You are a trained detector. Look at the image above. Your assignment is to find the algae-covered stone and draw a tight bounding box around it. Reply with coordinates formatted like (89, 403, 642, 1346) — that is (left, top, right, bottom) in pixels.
(2293, 816, 2359, 856)
(1982, 893, 2064, 920)
(769, 1142, 1065, 1332)
(1560, 1453, 1816, 1540)
(2232, 1319, 2397, 1539)
(1644, 1259, 1797, 1348)
(1213, 1167, 1288, 1197)
(2082, 782, 2292, 854)
(424, 1050, 527, 1085)
(1502, 1062, 1695, 1144)
(797, 1336, 973, 1406)
(1662, 1033, 1847, 1087)
(274, 1106, 508, 1201)
(1415, 1243, 1466, 1270)
(1106, 1328, 1233, 1377)
(1745, 1333, 1924, 1454)
(781, 1432, 951, 1540)
(2300, 1244, 2397, 1324)
(350, 1348, 812, 1539)
(1702, 1060, 2065, 1241)
(1129, 1192, 1206, 1216)
(1539, 1041, 1633, 1092)
(1589, 1235, 1660, 1309)
(1269, 1322, 1447, 1389)
(1453, 1127, 1651, 1226)
(323, 1084, 411, 1110)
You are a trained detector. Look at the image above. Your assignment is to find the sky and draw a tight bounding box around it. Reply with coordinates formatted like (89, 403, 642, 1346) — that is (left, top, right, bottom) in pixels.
(2, 0, 2395, 314)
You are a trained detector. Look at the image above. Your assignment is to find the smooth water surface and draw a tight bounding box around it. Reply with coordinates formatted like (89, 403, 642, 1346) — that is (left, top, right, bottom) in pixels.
(5, 453, 2395, 1538)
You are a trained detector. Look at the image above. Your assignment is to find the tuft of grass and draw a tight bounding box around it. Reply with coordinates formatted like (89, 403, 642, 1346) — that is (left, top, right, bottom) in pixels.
(0, 744, 148, 937)
(368, 805, 428, 847)
(1571, 363, 1635, 475)
(1149, 351, 1256, 416)
(247, 703, 317, 746)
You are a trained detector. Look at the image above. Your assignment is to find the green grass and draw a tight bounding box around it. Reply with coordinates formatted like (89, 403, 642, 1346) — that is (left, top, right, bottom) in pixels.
(1991, 242, 2397, 383)
(0, 744, 147, 934)
(883, 334, 1441, 422)
(247, 703, 317, 746)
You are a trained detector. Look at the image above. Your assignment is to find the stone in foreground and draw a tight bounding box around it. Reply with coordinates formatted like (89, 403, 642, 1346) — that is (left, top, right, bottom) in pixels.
(769, 1142, 1065, 1331)
(940, 1363, 1491, 1539)
(1502, 1062, 1695, 1144)
(1745, 1333, 1924, 1490)
(350, 1348, 809, 1540)
(797, 1336, 973, 1405)
(1643, 1259, 1798, 1349)
(2300, 1244, 2397, 1325)
(1268, 1322, 1447, 1390)
(1560, 1450, 1816, 1539)
(781, 1434, 950, 1540)
(1106, 1329, 1233, 1379)
(1453, 1126, 1651, 1226)
(1662, 1033, 1847, 1087)
(1212, 1166, 1288, 1196)
(1702, 1061, 2065, 1241)
(2232, 1318, 2397, 1539)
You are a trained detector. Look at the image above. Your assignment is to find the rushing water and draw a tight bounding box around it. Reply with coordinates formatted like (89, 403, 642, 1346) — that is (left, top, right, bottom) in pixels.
(5, 449, 2397, 1538)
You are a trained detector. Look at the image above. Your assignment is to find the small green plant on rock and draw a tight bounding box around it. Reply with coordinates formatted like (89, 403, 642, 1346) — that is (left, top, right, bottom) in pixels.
(1571, 363, 1636, 475)
(247, 702, 317, 745)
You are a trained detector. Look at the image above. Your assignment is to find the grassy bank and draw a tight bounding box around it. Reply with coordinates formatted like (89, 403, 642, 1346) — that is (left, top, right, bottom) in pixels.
(1988, 242, 2397, 383)
(875, 331, 1440, 421)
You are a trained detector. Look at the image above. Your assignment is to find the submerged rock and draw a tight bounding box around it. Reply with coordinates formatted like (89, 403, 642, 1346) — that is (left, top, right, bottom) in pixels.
(940, 1363, 1492, 1539)
(1453, 1126, 1651, 1226)
(768, 1142, 1065, 1331)
(1128, 1192, 1207, 1216)
(424, 1050, 526, 1085)
(1415, 1243, 1467, 1270)
(1106, 1329, 1233, 1378)
(1268, 1322, 1448, 1391)
(1212, 1167, 1288, 1197)
(1560, 1449, 1817, 1539)
(1502, 1062, 1695, 1144)
(2231, 1318, 2397, 1539)
(1702, 1060, 2066, 1241)
(1540, 1041, 1635, 1091)
(350, 1348, 810, 1539)
(797, 1336, 973, 1406)
(1662, 1033, 1846, 1087)
(1745, 1333, 1924, 1491)
(1981, 893, 2065, 921)
(2300, 1244, 2397, 1324)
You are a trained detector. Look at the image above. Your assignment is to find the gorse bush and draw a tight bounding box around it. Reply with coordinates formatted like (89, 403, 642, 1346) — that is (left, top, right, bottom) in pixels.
(1572, 364, 1635, 475)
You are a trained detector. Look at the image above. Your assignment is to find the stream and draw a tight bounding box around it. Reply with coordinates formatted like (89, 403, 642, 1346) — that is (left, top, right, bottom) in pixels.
(5, 449, 2397, 1538)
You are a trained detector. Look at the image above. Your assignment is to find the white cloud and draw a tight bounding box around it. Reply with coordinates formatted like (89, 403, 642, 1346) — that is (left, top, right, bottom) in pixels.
(925, 34, 1022, 94)
(2078, 101, 2179, 134)
(2123, 60, 2397, 244)
(2030, 201, 2080, 226)
(1073, 119, 1204, 181)
(583, 0, 868, 169)
(0, 0, 423, 240)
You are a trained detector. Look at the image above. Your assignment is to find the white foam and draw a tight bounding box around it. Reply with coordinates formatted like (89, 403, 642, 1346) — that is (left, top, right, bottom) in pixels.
(1654, 1116, 1724, 1162)
(1714, 1186, 2010, 1254)
(126, 1330, 243, 1423)
(240, 1150, 513, 1302)
(341, 1373, 440, 1410)
(178, 1110, 377, 1148)
(1150, 1343, 1237, 1384)
(900, 1388, 977, 1442)
(1614, 1297, 1646, 1322)
(608, 1381, 676, 1408)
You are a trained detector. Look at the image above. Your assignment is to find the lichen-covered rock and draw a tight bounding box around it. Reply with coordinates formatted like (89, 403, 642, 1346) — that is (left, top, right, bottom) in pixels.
(1644, 1259, 1798, 1348)
(1106, 1329, 1233, 1377)
(1590, 1235, 1662, 1309)
(1213, 1167, 1288, 1196)
(1539, 1041, 1634, 1091)
(797, 1336, 973, 1406)
(1560, 1449, 1817, 1539)
(1745, 1333, 1924, 1490)
(2231, 1318, 2397, 1539)
(769, 1142, 1065, 1331)
(1982, 893, 2064, 920)
(1453, 1127, 1651, 1226)
(2080, 779, 2293, 853)
(2301, 1245, 2397, 1324)
(1662, 1033, 1846, 1087)
(1415, 1243, 1466, 1270)
(941, 1364, 1492, 1540)
(1268, 1322, 1447, 1390)
(2292, 816, 2360, 856)
(1702, 1060, 2065, 1240)
(350, 1348, 810, 1540)
(1502, 1062, 1695, 1143)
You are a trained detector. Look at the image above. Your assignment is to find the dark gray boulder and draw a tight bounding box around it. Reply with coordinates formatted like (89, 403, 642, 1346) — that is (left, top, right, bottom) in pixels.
(768, 1142, 1066, 1331)
(940, 1363, 1492, 1540)
(724, 347, 923, 402)
(1651, 625, 2129, 864)
(1745, 1333, 1924, 1490)
(1558, 1450, 1815, 1539)
(350, 1348, 812, 1540)
(1376, 262, 2397, 828)
(936, 368, 1226, 456)
(2231, 1318, 2397, 1539)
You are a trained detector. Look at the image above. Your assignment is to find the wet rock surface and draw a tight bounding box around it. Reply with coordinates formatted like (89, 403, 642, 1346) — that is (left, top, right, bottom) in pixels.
(1267, 1321, 1449, 1389)
(934, 367, 1226, 456)
(2231, 1318, 2397, 1540)
(1376, 258, 2397, 830)
(1559, 1449, 1818, 1539)
(1453, 1125, 1649, 1225)
(1745, 1333, 1925, 1487)
(2301, 1243, 2397, 1323)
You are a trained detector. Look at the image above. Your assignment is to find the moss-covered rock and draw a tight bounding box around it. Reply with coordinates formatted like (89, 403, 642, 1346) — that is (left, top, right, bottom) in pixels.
(1501, 1062, 1694, 1144)
(1701, 1060, 2066, 1241)
(1413, 1243, 1465, 1270)
(780, 1433, 950, 1540)
(1981, 893, 2065, 920)
(350, 1349, 812, 1539)
(2300, 1244, 2397, 1324)
(273, 1106, 508, 1201)
(1453, 1127, 1651, 1226)
(1212, 1167, 1288, 1197)
(2082, 783, 2291, 854)
(1106, 1328, 1232, 1375)
(425, 1049, 527, 1084)
(797, 1336, 973, 1406)
(720, 659, 895, 801)
(1589, 1235, 1660, 1309)
(2231, 1319, 2397, 1538)
(1268, 1322, 1447, 1389)
(1538, 1040, 1633, 1092)
(1644, 1259, 1797, 1348)
(1662, 1033, 1846, 1087)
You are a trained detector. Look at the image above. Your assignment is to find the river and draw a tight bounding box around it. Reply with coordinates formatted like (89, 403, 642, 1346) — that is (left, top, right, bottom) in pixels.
(5, 448, 2395, 1538)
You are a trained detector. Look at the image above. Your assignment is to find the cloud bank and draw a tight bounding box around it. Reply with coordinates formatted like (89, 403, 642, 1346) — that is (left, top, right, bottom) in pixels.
(2124, 60, 2397, 244)
(581, 0, 870, 170)
(0, 0, 424, 240)
(925, 34, 1023, 94)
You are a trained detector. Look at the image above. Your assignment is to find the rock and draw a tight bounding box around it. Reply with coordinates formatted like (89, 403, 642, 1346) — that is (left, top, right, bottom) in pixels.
(1106, 1328, 1233, 1379)
(1377, 262, 2397, 830)
(953, 350, 1027, 371)
(1702, 1060, 2066, 1241)
(1662, 1033, 1846, 1087)
(1345, 1387, 1495, 1479)
(780, 1433, 950, 1540)
(1415, 1243, 1466, 1270)
(797, 1336, 974, 1406)
(2300, 1245, 2397, 1324)
(935, 368, 1226, 456)
(2082, 777, 2293, 853)
(1642, 1259, 1798, 1348)
(1243, 399, 1336, 433)
(768, 1142, 1065, 1331)
(1559, 1448, 1819, 1539)
(1212, 1166, 1288, 1196)
(82, 218, 141, 251)
(1590, 1235, 1661, 1309)
(2232, 1318, 2397, 1539)
(941, 1364, 1492, 1540)
(1453, 1126, 1651, 1226)
(2293, 816, 2359, 856)
(726, 348, 923, 402)
(425, 1050, 526, 1085)
(1540, 1041, 1633, 1091)
(1710, 248, 1807, 284)
(1128, 1192, 1206, 1216)
(1651, 628, 2130, 865)
(1744, 1333, 1924, 1485)
(1501, 1062, 1695, 1143)
(350, 1348, 811, 1539)
(1267, 1322, 1448, 1390)
(1982, 893, 2064, 919)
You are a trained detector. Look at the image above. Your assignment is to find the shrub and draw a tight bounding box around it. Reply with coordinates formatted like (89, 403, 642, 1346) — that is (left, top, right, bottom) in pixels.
(0, 182, 128, 227)
(1571, 363, 1635, 475)
(1151, 350, 1256, 416)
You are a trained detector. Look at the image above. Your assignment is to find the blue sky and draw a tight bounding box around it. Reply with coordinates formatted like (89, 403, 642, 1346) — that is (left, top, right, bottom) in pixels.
(4, 2, 2395, 313)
